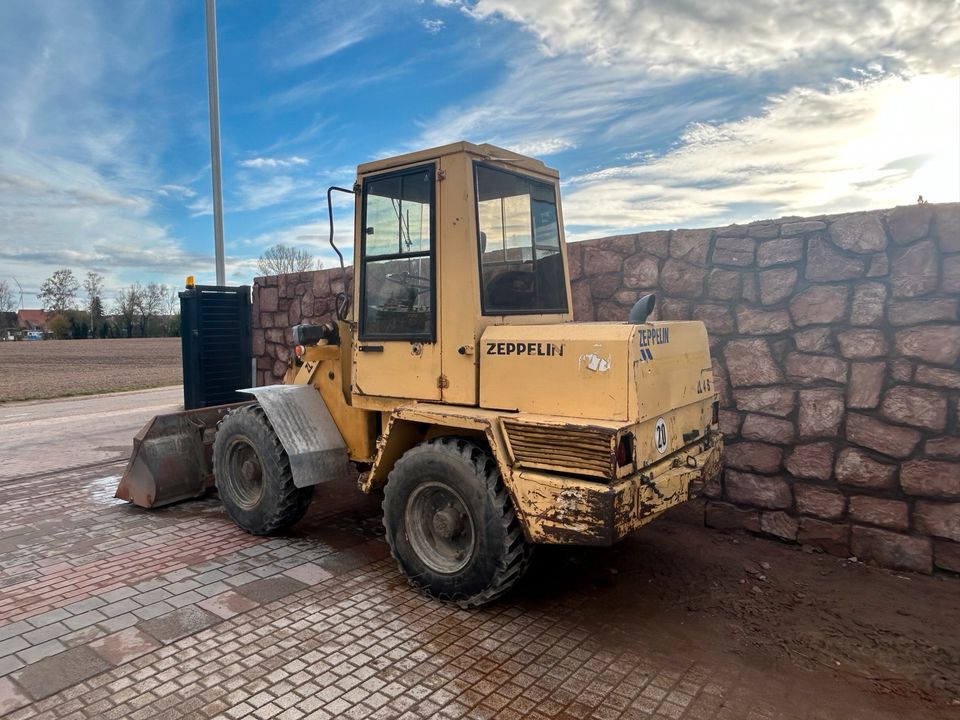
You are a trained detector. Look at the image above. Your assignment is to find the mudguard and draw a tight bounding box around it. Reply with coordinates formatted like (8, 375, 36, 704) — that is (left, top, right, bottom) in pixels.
(239, 384, 349, 488)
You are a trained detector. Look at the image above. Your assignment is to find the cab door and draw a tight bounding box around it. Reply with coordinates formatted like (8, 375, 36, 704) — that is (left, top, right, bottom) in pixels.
(352, 163, 442, 401)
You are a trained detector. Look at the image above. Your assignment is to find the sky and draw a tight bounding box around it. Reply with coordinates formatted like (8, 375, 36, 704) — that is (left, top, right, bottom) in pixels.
(0, 0, 958, 307)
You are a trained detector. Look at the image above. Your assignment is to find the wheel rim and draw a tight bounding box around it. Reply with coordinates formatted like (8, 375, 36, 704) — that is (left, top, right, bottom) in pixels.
(404, 481, 476, 574)
(225, 436, 264, 509)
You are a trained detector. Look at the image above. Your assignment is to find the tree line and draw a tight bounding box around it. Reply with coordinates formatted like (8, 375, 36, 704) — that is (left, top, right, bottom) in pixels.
(1, 270, 180, 339)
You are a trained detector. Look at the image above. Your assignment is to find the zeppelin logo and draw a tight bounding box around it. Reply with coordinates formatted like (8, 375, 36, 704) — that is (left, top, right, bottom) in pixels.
(638, 327, 670, 347)
(486, 342, 564, 357)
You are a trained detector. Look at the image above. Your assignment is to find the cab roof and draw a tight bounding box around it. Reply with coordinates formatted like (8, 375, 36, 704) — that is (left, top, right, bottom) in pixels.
(357, 141, 559, 179)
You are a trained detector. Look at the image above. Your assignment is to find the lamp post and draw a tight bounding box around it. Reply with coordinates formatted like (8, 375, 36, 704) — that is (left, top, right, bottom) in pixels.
(204, 0, 226, 285)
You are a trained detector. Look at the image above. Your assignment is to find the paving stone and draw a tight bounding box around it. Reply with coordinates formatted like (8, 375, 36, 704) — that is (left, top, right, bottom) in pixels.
(284, 563, 335, 586)
(137, 607, 222, 645)
(16, 638, 66, 664)
(197, 590, 260, 620)
(89, 627, 162, 666)
(12, 646, 111, 700)
(234, 576, 309, 605)
(0, 676, 31, 715)
(0, 621, 33, 643)
(0, 636, 29, 659)
(133, 601, 176, 620)
(97, 614, 141, 634)
(63, 610, 107, 631)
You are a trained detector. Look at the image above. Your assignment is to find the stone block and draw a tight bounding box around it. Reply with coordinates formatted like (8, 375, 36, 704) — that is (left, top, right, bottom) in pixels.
(594, 233, 639, 255)
(887, 298, 957, 326)
(137, 606, 221, 645)
(589, 273, 622, 299)
(583, 247, 623, 275)
(849, 497, 909, 531)
(933, 539, 960, 573)
(13, 646, 113, 700)
(933, 205, 960, 252)
(794, 484, 845, 519)
(719, 410, 742, 437)
(757, 237, 803, 267)
(925, 437, 960, 458)
(741, 414, 795, 444)
(781, 220, 826, 237)
(851, 526, 932, 573)
(900, 459, 960, 498)
(785, 443, 835, 481)
(798, 518, 850, 556)
(798, 389, 844, 438)
(847, 362, 885, 409)
(835, 446, 898, 489)
(894, 325, 960, 365)
(570, 281, 594, 321)
(623, 254, 659, 288)
(705, 501, 760, 532)
(846, 414, 917, 460)
(725, 471, 792, 509)
(692, 304, 735, 335)
(748, 223, 779, 239)
(789, 285, 849, 326)
(234, 576, 309, 604)
(890, 359, 913, 382)
(741, 273, 758, 302)
(880, 386, 947, 431)
(759, 267, 798, 305)
(669, 228, 711, 265)
(915, 365, 960, 390)
(760, 511, 798, 541)
(888, 204, 933, 244)
(891, 240, 939, 297)
(784, 353, 847, 384)
(723, 339, 783, 387)
(259, 286, 279, 312)
(913, 501, 960, 542)
(89, 627, 162, 666)
(850, 282, 887, 326)
(733, 387, 795, 417)
(724, 442, 783, 474)
(734, 306, 791, 335)
(711, 361, 731, 406)
(660, 259, 707, 298)
(793, 327, 833, 353)
(712, 236, 756, 267)
(706, 268, 741, 300)
(637, 230, 670, 258)
(867, 253, 889, 277)
(805, 236, 866, 281)
(252, 329, 265, 356)
(836, 329, 888, 359)
(828, 214, 888, 253)
(943, 256, 960, 293)
(658, 297, 692, 320)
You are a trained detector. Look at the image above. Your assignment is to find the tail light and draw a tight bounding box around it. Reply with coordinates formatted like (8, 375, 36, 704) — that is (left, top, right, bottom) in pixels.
(616, 433, 634, 467)
(294, 344, 305, 358)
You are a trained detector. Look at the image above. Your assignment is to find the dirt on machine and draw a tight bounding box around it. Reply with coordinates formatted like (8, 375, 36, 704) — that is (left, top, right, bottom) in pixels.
(115, 141, 723, 607)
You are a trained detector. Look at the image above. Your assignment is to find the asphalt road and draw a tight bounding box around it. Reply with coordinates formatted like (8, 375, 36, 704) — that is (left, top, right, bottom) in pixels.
(0, 386, 183, 482)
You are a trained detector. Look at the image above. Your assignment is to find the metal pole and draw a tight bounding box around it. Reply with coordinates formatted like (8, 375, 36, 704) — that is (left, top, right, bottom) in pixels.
(204, 0, 226, 285)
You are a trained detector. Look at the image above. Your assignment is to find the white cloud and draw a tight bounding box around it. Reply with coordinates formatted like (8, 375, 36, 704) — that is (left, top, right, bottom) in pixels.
(422, 18, 445, 33)
(561, 73, 960, 237)
(238, 156, 309, 169)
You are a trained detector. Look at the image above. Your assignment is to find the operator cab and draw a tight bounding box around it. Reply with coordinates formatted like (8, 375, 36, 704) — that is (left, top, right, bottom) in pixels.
(351, 142, 573, 408)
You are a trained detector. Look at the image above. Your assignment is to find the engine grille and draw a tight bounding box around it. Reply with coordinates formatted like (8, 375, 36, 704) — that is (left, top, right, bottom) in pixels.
(502, 420, 617, 480)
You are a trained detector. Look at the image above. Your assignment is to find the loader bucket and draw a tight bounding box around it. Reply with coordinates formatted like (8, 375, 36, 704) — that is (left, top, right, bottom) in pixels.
(115, 403, 250, 508)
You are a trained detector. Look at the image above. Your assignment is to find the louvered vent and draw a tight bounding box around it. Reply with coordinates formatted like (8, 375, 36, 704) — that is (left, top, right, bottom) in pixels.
(503, 420, 616, 479)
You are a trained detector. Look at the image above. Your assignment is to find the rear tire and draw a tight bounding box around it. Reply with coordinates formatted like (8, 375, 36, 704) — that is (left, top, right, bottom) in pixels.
(213, 404, 313, 535)
(383, 437, 531, 608)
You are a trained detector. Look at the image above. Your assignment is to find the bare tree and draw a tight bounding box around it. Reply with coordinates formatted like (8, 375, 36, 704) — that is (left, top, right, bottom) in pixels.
(38, 269, 80, 314)
(257, 244, 316, 275)
(83, 272, 105, 336)
(135, 282, 168, 336)
(113, 285, 143, 338)
(0, 280, 16, 313)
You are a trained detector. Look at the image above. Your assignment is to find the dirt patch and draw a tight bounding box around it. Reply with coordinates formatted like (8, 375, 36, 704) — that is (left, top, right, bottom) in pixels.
(519, 516, 960, 718)
(0, 338, 182, 402)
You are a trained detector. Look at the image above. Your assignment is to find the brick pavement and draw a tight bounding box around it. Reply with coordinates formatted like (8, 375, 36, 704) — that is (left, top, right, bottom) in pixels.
(0, 463, 913, 719)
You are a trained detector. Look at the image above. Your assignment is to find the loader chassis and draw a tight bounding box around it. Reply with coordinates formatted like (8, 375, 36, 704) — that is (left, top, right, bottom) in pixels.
(117, 141, 722, 607)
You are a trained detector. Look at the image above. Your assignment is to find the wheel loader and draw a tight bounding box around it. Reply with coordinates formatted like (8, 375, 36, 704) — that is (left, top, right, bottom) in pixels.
(116, 141, 722, 607)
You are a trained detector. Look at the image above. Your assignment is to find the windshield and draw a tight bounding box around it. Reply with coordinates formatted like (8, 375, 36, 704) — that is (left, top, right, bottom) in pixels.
(475, 163, 567, 315)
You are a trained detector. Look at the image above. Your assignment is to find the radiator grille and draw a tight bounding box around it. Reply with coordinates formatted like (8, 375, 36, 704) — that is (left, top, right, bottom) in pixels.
(503, 420, 616, 479)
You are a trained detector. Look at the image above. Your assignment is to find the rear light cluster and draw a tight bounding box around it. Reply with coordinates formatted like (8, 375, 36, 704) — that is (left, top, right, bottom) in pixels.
(616, 433, 634, 468)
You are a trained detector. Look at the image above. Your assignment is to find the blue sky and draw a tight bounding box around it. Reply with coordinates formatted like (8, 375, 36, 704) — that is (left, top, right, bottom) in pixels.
(1, 0, 958, 305)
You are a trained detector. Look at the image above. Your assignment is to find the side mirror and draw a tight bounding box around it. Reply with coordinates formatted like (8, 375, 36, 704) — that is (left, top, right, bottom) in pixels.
(628, 294, 656, 324)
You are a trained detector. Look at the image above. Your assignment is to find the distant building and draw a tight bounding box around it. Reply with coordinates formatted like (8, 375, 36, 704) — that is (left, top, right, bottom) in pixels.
(17, 309, 48, 332)
(1, 311, 18, 340)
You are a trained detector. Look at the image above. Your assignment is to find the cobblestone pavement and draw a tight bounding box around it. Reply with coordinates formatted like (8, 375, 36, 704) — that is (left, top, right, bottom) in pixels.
(1, 456, 932, 720)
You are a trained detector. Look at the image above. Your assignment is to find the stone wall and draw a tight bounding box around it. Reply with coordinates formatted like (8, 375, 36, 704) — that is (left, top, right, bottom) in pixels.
(252, 202, 960, 575)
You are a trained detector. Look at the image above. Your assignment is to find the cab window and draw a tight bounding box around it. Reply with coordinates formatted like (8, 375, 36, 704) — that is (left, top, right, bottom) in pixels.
(360, 165, 435, 340)
(475, 163, 567, 314)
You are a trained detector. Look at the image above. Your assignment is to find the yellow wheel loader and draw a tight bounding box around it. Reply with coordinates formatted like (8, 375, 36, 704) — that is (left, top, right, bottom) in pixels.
(116, 141, 722, 607)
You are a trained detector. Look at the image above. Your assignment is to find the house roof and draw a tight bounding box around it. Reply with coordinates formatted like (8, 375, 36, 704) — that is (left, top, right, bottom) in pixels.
(18, 309, 47, 330)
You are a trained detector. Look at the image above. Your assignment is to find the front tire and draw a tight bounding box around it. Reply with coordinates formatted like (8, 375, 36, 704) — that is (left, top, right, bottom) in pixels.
(383, 437, 531, 608)
(213, 404, 313, 535)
